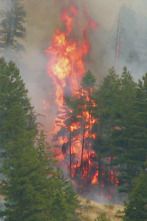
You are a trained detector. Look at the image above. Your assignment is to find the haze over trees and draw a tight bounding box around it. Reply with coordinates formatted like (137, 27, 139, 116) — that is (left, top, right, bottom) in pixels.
(0, 0, 26, 52)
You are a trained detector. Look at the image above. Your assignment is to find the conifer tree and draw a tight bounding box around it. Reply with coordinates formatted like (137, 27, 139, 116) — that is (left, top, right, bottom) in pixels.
(0, 57, 36, 150)
(0, 58, 79, 221)
(111, 71, 146, 192)
(0, 0, 26, 51)
(93, 67, 121, 186)
(0, 131, 55, 221)
(93, 67, 141, 188)
(123, 168, 147, 221)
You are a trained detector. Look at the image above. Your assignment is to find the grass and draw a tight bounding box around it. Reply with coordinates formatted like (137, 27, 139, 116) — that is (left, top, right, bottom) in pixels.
(77, 196, 124, 221)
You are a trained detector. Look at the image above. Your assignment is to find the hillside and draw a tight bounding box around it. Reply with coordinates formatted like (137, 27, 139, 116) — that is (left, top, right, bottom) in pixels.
(77, 196, 124, 221)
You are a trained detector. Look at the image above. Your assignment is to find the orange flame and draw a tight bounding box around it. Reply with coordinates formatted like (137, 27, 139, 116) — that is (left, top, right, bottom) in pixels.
(45, 4, 119, 193)
(45, 4, 98, 160)
(91, 170, 99, 184)
(45, 6, 93, 109)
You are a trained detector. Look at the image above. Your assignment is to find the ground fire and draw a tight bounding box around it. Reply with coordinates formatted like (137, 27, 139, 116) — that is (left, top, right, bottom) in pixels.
(45, 4, 119, 199)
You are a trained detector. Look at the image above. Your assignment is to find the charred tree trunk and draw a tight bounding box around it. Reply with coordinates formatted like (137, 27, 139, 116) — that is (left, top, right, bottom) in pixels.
(98, 157, 103, 196)
(98, 114, 103, 145)
(81, 125, 85, 167)
(69, 130, 72, 177)
(109, 156, 112, 183)
(98, 157, 102, 185)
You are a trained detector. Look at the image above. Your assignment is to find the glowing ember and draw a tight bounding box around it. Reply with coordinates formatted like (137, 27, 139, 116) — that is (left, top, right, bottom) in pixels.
(91, 170, 99, 184)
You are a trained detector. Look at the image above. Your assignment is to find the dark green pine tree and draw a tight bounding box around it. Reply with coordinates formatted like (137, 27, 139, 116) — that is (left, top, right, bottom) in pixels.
(93, 67, 121, 148)
(93, 67, 138, 187)
(0, 57, 79, 221)
(51, 170, 79, 221)
(0, 57, 36, 149)
(51, 191, 67, 221)
(0, 57, 50, 220)
(112, 71, 147, 192)
(0, 0, 26, 51)
(0, 131, 56, 221)
(93, 67, 122, 186)
(123, 167, 147, 221)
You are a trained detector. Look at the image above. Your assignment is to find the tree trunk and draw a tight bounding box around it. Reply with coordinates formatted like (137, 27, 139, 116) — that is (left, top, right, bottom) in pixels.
(69, 130, 72, 177)
(81, 125, 85, 167)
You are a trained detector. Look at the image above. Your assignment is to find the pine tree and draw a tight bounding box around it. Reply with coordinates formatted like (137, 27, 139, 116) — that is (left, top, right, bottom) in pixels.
(111, 71, 146, 192)
(51, 171, 79, 221)
(93, 67, 139, 188)
(0, 58, 79, 221)
(0, 131, 55, 221)
(123, 168, 147, 221)
(0, 130, 79, 221)
(93, 67, 121, 186)
(0, 58, 51, 220)
(0, 0, 26, 51)
(0, 57, 36, 149)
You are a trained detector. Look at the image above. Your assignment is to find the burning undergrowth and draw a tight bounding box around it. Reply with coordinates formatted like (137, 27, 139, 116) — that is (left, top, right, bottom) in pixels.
(44, 3, 119, 201)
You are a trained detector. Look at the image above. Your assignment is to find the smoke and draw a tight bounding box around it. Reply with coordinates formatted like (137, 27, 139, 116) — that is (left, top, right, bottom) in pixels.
(21, 0, 147, 83)
(1, 0, 147, 131)
(19, 0, 123, 118)
(21, 0, 123, 82)
(0, 0, 8, 10)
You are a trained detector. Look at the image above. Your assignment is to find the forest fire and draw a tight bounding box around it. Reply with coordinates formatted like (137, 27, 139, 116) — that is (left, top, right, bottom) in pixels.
(45, 4, 119, 198)
(45, 6, 92, 106)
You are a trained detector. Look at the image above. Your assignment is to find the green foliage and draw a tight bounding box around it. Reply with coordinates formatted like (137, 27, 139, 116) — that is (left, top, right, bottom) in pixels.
(0, 0, 26, 51)
(0, 57, 36, 149)
(111, 71, 147, 192)
(93, 67, 120, 146)
(50, 170, 79, 221)
(0, 131, 55, 221)
(123, 169, 147, 221)
(95, 212, 110, 221)
(56, 67, 146, 192)
(81, 70, 96, 88)
(92, 68, 122, 185)
(51, 191, 67, 220)
(93, 66, 146, 191)
(0, 58, 79, 221)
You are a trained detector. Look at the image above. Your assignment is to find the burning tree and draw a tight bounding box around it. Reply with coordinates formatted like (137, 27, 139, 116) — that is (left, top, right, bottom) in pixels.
(44, 3, 119, 199)
(45, 4, 99, 185)
(55, 71, 98, 186)
(52, 70, 120, 198)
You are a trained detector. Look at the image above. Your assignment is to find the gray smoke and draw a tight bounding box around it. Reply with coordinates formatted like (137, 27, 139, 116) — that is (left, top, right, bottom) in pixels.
(1, 0, 147, 132)
(22, 0, 147, 81)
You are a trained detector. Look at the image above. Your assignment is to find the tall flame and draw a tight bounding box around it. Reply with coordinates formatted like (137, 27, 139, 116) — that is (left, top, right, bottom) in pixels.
(45, 4, 119, 196)
(45, 6, 97, 107)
